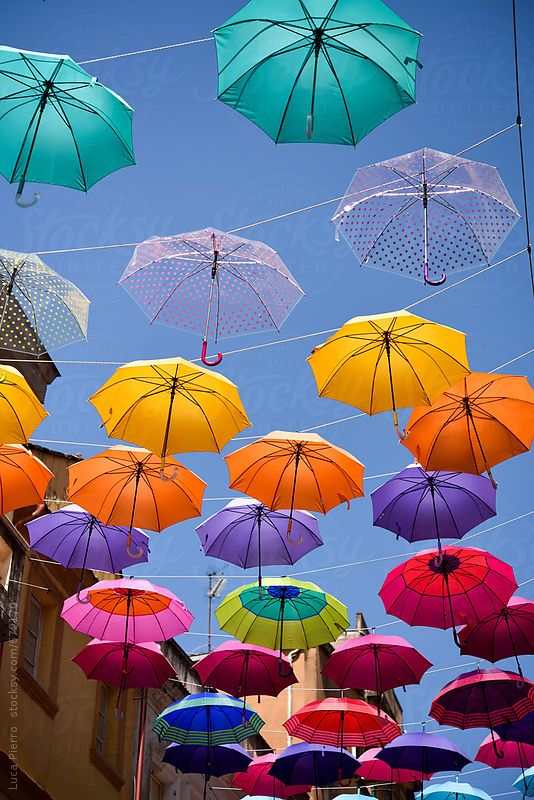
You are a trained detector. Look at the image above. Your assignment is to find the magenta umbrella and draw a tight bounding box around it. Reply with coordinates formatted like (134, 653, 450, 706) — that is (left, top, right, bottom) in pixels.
(321, 634, 432, 709)
(475, 732, 534, 769)
(458, 596, 534, 680)
(72, 639, 175, 688)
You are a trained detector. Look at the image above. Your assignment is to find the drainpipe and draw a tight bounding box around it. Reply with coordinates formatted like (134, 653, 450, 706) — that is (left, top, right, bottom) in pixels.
(286, 650, 299, 746)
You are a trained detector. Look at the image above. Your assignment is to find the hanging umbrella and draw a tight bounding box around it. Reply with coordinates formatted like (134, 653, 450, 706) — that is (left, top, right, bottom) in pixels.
(153, 692, 264, 744)
(307, 311, 469, 435)
(214, 0, 421, 145)
(68, 445, 206, 546)
(0, 364, 47, 442)
(458, 596, 534, 680)
(495, 712, 534, 745)
(89, 357, 251, 462)
(0, 249, 89, 354)
(269, 743, 360, 790)
(162, 743, 253, 776)
(333, 147, 520, 285)
(284, 697, 400, 748)
(475, 732, 534, 769)
(27, 504, 150, 596)
(233, 754, 311, 798)
(225, 430, 364, 534)
(379, 545, 517, 646)
(196, 498, 323, 589)
(0, 45, 135, 205)
(194, 641, 297, 708)
(72, 639, 174, 688)
(402, 372, 534, 487)
(514, 766, 534, 797)
(215, 577, 349, 676)
(416, 782, 492, 800)
(321, 634, 432, 706)
(371, 464, 497, 554)
(119, 228, 304, 366)
(61, 577, 194, 643)
(0, 444, 52, 513)
(355, 747, 433, 782)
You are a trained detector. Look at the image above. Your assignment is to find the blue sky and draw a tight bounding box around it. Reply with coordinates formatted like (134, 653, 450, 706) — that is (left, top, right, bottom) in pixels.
(4, 0, 534, 794)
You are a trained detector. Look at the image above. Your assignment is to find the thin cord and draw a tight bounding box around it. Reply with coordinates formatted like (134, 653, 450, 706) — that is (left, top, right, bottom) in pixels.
(511, 0, 534, 295)
(78, 37, 214, 65)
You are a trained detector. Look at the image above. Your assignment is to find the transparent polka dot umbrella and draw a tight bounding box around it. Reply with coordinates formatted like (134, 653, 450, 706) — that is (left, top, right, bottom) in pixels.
(332, 148, 520, 286)
(0, 248, 89, 355)
(119, 228, 304, 366)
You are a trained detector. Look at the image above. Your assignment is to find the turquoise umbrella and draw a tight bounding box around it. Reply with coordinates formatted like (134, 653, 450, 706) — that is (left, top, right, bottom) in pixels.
(0, 46, 135, 205)
(514, 767, 534, 797)
(214, 0, 422, 145)
(416, 782, 493, 800)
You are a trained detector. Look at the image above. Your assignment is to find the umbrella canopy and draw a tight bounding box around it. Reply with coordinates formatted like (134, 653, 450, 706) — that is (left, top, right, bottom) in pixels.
(62, 577, 194, 643)
(333, 148, 520, 285)
(72, 639, 175, 689)
(0, 444, 52, 514)
(162, 743, 253, 776)
(233, 754, 311, 798)
(416, 782, 492, 800)
(458, 596, 534, 679)
(284, 697, 401, 747)
(0, 249, 89, 354)
(225, 431, 364, 532)
(27, 505, 150, 586)
(495, 712, 534, 745)
(68, 446, 206, 537)
(269, 743, 360, 786)
(371, 464, 497, 553)
(215, 577, 349, 672)
(379, 546, 517, 645)
(475, 733, 534, 769)
(196, 498, 323, 587)
(214, 0, 421, 146)
(0, 364, 47, 442)
(119, 228, 304, 366)
(429, 668, 534, 731)
(194, 640, 297, 699)
(355, 747, 433, 782)
(514, 766, 534, 796)
(153, 692, 264, 744)
(0, 46, 134, 204)
(89, 357, 251, 458)
(322, 634, 432, 696)
(307, 311, 469, 433)
(377, 732, 471, 775)
(402, 372, 534, 486)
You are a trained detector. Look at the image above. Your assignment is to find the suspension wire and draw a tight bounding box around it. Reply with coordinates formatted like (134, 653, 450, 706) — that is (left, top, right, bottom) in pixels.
(511, 0, 534, 295)
(78, 37, 214, 65)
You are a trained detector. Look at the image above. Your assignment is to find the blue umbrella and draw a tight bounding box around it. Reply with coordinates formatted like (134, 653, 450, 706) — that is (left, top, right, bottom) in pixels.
(416, 782, 492, 800)
(153, 692, 264, 745)
(269, 743, 359, 795)
(514, 766, 534, 797)
(162, 743, 252, 776)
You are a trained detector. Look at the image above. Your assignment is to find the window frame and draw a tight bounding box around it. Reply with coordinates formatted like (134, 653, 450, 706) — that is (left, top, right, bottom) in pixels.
(23, 595, 42, 678)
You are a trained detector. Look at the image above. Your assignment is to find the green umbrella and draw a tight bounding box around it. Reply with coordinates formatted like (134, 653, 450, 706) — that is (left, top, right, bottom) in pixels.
(214, 0, 422, 145)
(0, 46, 135, 205)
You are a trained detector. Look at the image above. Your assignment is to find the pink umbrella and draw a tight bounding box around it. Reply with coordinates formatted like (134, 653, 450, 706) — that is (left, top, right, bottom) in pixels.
(62, 577, 194, 643)
(72, 639, 175, 688)
(232, 754, 310, 798)
(322, 634, 432, 708)
(475, 732, 534, 769)
(356, 747, 433, 782)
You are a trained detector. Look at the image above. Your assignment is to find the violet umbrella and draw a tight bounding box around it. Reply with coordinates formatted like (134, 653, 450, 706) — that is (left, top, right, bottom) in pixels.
(269, 743, 359, 796)
(495, 711, 534, 745)
(371, 465, 497, 555)
(458, 596, 534, 680)
(356, 747, 433, 782)
(27, 504, 149, 599)
(322, 634, 432, 709)
(232, 754, 311, 798)
(162, 742, 252, 776)
(196, 498, 323, 591)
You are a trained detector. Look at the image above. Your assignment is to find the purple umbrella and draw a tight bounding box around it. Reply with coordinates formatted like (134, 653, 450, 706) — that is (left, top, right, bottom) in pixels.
(371, 464, 496, 555)
(27, 504, 149, 599)
(196, 498, 323, 589)
(162, 743, 253, 777)
(269, 743, 359, 794)
(494, 712, 534, 745)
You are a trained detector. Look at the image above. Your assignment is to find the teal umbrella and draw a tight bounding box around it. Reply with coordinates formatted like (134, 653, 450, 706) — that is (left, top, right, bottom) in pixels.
(416, 782, 493, 800)
(0, 46, 135, 205)
(214, 0, 422, 145)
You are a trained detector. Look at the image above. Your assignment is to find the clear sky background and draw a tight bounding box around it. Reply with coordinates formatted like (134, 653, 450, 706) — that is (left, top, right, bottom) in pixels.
(4, 0, 534, 795)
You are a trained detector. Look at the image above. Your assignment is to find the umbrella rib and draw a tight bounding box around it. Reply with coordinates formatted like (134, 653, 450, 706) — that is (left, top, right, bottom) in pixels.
(274, 44, 315, 144)
(319, 44, 356, 146)
(430, 194, 491, 262)
(221, 262, 281, 331)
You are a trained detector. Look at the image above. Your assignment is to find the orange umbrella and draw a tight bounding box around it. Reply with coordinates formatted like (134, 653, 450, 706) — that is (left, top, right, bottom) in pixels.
(402, 372, 534, 485)
(68, 446, 206, 551)
(0, 444, 52, 513)
(225, 430, 364, 536)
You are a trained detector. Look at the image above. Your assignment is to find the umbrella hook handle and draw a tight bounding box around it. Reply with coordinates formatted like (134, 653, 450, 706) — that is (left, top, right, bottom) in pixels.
(287, 528, 304, 546)
(338, 773, 351, 787)
(15, 182, 40, 208)
(201, 340, 223, 367)
(159, 467, 179, 482)
(423, 262, 446, 286)
(127, 540, 145, 560)
(278, 659, 293, 679)
(76, 586, 91, 604)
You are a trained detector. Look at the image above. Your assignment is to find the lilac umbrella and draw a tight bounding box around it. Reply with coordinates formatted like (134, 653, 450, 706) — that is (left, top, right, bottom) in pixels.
(196, 498, 323, 590)
(371, 464, 496, 555)
(27, 504, 149, 599)
(269, 742, 359, 794)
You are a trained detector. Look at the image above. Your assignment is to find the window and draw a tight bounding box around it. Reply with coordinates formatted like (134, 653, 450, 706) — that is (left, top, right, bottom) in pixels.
(23, 596, 42, 677)
(0, 536, 13, 589)
(149, 776, 164, 800)
(96, 684, 109, 753)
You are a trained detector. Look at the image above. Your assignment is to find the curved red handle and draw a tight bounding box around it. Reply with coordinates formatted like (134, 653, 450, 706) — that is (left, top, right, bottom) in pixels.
(201, 340, 223, 367)
(424, 262, 446, 286)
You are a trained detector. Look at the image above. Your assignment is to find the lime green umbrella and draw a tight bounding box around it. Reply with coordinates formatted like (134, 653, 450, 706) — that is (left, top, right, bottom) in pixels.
(214, 0, 421, 145)
(0, 46, 135, 205)
(215, 577, 349, 676)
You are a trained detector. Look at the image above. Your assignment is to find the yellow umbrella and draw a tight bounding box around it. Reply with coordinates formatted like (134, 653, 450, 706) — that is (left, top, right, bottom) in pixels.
(89, 357, 251, 458)
(307, 310, 469, 435)
(0, 364, 47, 442)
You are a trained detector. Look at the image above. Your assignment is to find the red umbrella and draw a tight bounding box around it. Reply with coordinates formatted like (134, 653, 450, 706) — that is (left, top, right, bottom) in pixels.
(379, 546, 517, 646)
(232, 754, 310, 798)
(475, 732, 534, 769)
(458, 596, 534, 680)
(356, 747, 433, 782)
